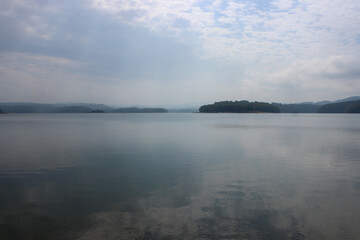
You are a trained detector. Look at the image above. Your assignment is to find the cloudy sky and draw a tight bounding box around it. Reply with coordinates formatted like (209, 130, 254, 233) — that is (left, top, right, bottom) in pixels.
(0, 0, 359, 106)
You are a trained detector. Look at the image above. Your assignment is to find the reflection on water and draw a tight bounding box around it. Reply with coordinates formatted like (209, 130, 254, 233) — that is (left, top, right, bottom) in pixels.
(0, 113, 360, 239)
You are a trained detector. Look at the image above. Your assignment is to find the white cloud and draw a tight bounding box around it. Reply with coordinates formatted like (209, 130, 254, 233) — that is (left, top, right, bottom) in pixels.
(271, 0, 294, 10)
(0, 0, 59, 41)
(90, 0, 360, 63)
(1, 0, 360, 104)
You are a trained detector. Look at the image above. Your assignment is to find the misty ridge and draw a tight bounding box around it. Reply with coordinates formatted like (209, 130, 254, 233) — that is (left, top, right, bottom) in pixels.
(0, 96, 360, 114)
(0, 103, 168, 114)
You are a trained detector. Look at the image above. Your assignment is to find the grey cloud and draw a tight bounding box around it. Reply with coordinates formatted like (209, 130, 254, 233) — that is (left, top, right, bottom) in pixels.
(173, 18, 191, 28)
(0, 0, 204, 81)
(298, 56, 360, 80)
(317, 56, 360, 80)
(1, 0, 359, 105)
(266, 55, 360, 94)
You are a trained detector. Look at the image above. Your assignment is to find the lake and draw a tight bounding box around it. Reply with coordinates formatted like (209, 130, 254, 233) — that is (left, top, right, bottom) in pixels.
(0, 113, 360, 239)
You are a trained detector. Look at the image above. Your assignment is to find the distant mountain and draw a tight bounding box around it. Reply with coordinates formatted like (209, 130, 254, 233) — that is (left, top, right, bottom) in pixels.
(0, 102, 170, 113)
(314, 101, 331, 105)
(333, 96, 360, 103)
(112, 107, 168, 113)
(199, 101, 279, 113)
(298, 101, 315, 104)
(271, 96, 359, 113)
(199, 97, 360, 114)
(0, 102, 114, 113)
(89, 109, 105, 113)
(272, 103, 319, 113)
(318, 100, 360, 113)
(0, 109, 6, 114)
(0, 103, 57, 113)
(53, 106, 93, 113)
(58, 103, 113, 112)
(1, 97, 359, 114)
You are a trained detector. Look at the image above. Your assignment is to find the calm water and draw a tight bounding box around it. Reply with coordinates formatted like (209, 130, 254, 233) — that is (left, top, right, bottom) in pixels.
(0, 113, 360, 239)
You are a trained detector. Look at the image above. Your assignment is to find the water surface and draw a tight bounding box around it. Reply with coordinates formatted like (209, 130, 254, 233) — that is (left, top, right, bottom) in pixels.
(0, 113, 360, 239)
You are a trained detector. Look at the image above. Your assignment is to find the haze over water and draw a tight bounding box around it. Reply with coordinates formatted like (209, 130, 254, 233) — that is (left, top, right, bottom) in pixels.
(0, 113, 360, 239)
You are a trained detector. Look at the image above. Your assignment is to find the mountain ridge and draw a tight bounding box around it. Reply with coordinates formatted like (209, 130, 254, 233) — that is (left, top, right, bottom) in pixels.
(1, 96, 359, 113)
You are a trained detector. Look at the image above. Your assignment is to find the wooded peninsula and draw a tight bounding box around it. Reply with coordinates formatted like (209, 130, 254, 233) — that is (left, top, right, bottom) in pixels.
(199, 101, 279, 113)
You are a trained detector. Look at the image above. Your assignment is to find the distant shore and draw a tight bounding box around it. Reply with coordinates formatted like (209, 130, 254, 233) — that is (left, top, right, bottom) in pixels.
(1, 96, 360, 114)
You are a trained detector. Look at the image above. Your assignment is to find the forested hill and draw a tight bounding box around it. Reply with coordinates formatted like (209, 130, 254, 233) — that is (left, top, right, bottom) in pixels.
(0, 103, 111, 113)
(318, 100, 360, 113)
(53, 106, 93, 113)
(0, 103, 167, 113)
(272, 103, 319, 113)
(199, 101, 280, 113)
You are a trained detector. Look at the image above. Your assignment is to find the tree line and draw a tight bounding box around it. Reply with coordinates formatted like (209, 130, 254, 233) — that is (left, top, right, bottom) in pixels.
(199, 101, 280, 113)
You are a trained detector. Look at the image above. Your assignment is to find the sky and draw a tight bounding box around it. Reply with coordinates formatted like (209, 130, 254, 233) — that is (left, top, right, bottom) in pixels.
(0, 0, 359, 106)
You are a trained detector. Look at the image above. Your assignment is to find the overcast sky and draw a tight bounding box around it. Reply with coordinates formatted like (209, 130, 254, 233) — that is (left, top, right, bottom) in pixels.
(0, 0, 359, 106)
